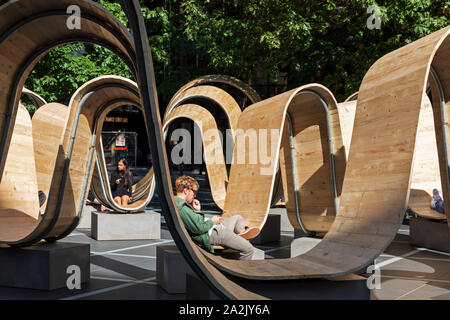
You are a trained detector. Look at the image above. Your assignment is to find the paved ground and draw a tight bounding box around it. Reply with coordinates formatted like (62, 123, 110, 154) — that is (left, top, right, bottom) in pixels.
(0, 173, 448, 300)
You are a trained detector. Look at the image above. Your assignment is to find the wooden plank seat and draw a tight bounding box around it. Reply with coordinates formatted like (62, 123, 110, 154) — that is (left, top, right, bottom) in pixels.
(408, 189, 447, 221)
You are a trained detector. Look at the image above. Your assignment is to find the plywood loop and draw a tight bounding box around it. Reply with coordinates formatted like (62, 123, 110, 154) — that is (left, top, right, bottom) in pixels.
(81, 76, 254, 213)
(0, 104, 40, 242)
(32, 103, 69, 212)
(200, 26, 450, 281)
(165, 85, 242, 139)
(163, 81, 346, 231)
(337, 92, 447, 222)
(0, 0, 135, 245)
(217, 85, 346, 234)
(161, 79, 261, 210)
(69, 76, 155, 215)
(21, 88, 47, 108)
(165, 75, 262, 119)
(164, 104, 228, 208)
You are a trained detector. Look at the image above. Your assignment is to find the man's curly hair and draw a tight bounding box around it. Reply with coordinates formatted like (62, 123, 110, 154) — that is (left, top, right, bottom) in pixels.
(175, 175, 199, 194)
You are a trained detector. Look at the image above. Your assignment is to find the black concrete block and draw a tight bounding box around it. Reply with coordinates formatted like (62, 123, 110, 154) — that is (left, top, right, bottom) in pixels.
(185, 272, 220, 300)
(0, 242, 90, 290)
(250, 214, 280, 245)
(186, 271, 370, 300)
(410, 217, 450, 253)
(156, 245, 192, 294)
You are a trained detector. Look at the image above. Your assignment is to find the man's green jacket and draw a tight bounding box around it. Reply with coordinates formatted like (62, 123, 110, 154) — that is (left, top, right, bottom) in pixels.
(175, 196, 215, 253)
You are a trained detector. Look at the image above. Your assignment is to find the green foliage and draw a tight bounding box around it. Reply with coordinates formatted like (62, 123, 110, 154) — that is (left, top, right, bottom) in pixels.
(181, 0, 449, 100)
(25, 43, 132, 107)
(0, 0, 449, 105)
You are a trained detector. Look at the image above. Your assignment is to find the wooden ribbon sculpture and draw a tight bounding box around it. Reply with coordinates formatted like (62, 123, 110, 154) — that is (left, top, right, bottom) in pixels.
(338, 92, 446, 222)
(0, 0, 136, 246)
(1, 0, 449, 299)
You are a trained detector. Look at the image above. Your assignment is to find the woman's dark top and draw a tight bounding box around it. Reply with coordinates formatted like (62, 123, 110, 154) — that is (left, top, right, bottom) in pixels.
(110, 170, 133, 198)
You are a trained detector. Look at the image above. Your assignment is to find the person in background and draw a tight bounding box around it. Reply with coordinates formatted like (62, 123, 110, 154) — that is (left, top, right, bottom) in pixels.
(110, 158, 133, 207)
(430, 188, 445, 214)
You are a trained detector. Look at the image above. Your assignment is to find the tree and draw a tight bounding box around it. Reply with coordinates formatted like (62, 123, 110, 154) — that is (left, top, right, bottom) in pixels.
(1, 0, 449, 105)
(181, 0, 450, 101)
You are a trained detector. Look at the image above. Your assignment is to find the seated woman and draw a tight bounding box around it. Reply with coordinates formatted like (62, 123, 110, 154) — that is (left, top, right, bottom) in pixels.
(110, 158, 133, 207)
(174, 175, 259, 260)
(430, 189, 445, 214)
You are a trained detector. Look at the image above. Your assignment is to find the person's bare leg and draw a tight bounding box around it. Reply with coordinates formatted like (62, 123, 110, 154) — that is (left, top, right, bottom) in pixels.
(121, 195, 130, 207)
(114, 196, 121, 206)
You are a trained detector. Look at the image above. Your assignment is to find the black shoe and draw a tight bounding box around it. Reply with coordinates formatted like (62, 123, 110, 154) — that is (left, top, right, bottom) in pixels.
(38, 190, 46, 207)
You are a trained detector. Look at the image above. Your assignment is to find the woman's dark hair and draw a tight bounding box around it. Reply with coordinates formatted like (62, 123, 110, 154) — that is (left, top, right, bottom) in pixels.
(117, 158, 133, 187)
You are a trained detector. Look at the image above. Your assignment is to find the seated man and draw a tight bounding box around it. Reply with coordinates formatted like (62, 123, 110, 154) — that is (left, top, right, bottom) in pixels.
(175, 175, 259, 260)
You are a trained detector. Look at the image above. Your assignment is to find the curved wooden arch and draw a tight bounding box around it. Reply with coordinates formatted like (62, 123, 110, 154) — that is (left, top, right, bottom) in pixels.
(165, 75, 261, 118)
(21, 88, 47, 108)
(0, 0, 135, 245)
(165, 85, 242, 140)
(219, 85, 346, 234)
(164, 104, 228, 209)
(68, 75, 155, 214)
(338, 93, 447, 222)
(344, 91, 359, 102)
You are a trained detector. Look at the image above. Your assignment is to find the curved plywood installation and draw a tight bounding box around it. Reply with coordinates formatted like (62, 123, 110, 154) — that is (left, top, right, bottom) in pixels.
(0, 104, 40, 242)
(2, 0, 450, 300)
(163, 83, 347, 226)
(196, 26, 450, 282)
(131, 9, 450, 296)
(164, 104, 228, 209)
(32, 103, 69, 212)
(0, 0, 135, 245)
(68, 76, 154, 214)
(165, 75, 261, 118)
(165, 85, 242, 139)
(22, 88, 47, 108)
(220, 85, 346, 234)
